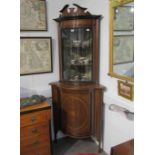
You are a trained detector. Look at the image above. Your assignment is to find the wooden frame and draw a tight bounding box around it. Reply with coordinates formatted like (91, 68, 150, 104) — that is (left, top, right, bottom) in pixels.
(118, 80, 133, 100)
(20, 0, 47, 31)
(109, 0, 134, 82)
(20, 37, 52, 75)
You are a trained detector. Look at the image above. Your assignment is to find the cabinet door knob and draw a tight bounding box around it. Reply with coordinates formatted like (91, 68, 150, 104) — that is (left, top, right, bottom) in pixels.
(32, 140, 39, 145)
(32, 128, 38, 133)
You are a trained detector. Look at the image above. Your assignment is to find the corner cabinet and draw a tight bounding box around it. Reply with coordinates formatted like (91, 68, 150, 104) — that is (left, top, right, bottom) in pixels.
(49, 4, 105, 152)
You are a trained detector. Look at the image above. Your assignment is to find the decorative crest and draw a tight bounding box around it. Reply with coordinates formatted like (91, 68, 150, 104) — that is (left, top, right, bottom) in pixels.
(59, 4, 91, 17)
(54, 4, 102, 22)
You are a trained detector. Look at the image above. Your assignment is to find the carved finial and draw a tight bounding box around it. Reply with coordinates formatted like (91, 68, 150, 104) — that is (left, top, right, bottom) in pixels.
(60, 4, 69, 13)
(73, 4, 87, 11)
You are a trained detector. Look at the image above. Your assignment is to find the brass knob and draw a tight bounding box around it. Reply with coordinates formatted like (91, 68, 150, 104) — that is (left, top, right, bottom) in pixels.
(32, 128, 38, 133)
(32, 140, 39, 145)
(31, 116, 36, 122)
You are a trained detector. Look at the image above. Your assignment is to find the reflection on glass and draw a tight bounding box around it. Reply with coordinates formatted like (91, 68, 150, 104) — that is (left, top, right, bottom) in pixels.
(113, 62, 134, 78)
(113, 6, 134, 31)
(113, 35, 134, 78)
(61, 28, 93, 81)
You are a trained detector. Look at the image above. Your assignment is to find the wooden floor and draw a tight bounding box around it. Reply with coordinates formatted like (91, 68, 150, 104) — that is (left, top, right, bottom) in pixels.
(52, 137, 107, 155)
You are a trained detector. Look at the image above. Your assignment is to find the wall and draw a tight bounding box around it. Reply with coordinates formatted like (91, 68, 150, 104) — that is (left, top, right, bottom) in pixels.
(20, 0, 134, 154)
(20, 0, 61, 98)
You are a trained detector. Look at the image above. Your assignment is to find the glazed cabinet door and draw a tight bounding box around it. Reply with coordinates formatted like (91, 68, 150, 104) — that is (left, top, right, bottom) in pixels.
(61, 27, 93, 82)
(60, 88, 92, 138)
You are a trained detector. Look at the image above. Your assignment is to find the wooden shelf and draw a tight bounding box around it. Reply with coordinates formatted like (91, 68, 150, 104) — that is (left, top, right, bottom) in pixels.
(70, 63, 92, 67)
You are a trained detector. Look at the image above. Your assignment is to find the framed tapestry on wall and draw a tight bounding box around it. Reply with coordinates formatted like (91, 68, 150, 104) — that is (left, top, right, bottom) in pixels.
(20, 37, 53, 75)
(20, 0, 47, 31)
(118, 80, 134, 100)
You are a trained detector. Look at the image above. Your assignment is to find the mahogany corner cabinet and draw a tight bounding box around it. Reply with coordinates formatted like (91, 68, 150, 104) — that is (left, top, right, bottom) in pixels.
(49, 4, 105, 152)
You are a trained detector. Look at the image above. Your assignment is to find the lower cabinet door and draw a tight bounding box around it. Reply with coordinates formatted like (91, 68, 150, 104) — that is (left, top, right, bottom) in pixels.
(60, 88, 91, 137)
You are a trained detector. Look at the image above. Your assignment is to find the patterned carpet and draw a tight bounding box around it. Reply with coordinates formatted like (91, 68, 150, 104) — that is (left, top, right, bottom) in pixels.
(52, 137, 107, 155)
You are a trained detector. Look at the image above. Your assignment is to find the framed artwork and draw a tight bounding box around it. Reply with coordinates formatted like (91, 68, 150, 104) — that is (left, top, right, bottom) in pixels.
(118, 80, 134, 100)
(20, 37, 52, 75)
(113, 35, 134, 65)
(20, 0, 47, 31)
(113, 6, 134, 31)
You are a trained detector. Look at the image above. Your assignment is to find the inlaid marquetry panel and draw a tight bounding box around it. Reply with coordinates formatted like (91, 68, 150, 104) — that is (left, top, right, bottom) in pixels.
(61, 89, 91, 137)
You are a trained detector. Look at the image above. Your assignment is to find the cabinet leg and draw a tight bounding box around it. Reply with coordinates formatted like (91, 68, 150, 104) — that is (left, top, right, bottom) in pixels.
(53, 106, 59, 143)
(98, 140, 103, 153)
(98, 146, 103, 153)
(98, 101, 104, 153)
(54, 131, 57, 143)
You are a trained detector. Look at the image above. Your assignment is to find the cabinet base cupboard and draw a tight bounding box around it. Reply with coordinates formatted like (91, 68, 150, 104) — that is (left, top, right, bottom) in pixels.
(50, 4, 105, 152)
(50, 82, 104, 151)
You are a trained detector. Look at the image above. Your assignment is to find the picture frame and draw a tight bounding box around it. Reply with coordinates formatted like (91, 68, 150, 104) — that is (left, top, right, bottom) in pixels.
(20, 37, 52, 75)
(113, 35, 134, 65)
(20, 0, 47, 31)
(113, 6, 134, 31)
(118, 80, 134, 100)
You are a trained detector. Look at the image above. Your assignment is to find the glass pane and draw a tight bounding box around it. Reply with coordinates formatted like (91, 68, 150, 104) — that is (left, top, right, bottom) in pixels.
(61, 28, 93, 82)
(112, 2, 134, 79)
(113, 5, 134, 31)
